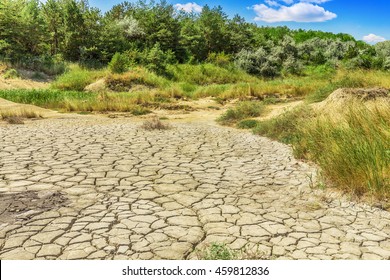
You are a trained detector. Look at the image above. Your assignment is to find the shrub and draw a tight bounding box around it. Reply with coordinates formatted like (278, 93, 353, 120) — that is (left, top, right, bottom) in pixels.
(144, 43, 170, 75)
(235, 48, 281, 78)
(282, 56, 303, 75)
(3, 68, 19, 79)
(109, 52, 129, 74)
(218, 101, 264, 125)
(384, 58, 390, 71)
(207, 52, 231, 67)
(237, 119, 259, 129)
(12, 55, 67, 76)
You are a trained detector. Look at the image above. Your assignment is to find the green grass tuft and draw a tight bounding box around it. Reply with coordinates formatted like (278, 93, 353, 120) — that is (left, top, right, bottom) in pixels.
(51, 65, 106, 91)
(237, 119, 259, 129)
(218, 101, 264, 125)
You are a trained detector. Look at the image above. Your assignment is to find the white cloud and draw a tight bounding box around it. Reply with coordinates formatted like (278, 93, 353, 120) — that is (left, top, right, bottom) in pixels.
(174, 2, 203, 13)
(253, 2, 337, 23)
(363, 34, 386, 44)
(265, 0, 280, 6)
(300, 0, 330, 3)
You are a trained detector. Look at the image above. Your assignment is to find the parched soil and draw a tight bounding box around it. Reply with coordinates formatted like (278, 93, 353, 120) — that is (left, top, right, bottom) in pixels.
(0, 112, 389, 260)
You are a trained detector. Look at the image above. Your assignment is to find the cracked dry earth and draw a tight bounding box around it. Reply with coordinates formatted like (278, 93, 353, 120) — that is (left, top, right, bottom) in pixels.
(0, 115, 390, 260)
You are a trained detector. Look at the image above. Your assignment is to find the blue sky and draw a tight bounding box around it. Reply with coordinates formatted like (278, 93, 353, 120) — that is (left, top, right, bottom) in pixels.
(89, 0, 389, 43)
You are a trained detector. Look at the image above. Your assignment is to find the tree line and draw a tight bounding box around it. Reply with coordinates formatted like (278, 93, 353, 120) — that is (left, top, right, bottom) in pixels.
(1, 0, 390, 76)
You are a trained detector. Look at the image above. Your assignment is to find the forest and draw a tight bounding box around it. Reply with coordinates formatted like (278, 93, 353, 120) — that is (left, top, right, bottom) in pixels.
(1, 0, 390, 76)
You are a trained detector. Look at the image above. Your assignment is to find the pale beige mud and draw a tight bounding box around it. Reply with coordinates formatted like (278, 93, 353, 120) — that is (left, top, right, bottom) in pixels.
(0, 115, 389, 260)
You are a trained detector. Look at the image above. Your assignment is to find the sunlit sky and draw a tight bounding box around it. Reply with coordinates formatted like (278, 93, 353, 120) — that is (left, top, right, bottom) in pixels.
(88, 0, 389, 43)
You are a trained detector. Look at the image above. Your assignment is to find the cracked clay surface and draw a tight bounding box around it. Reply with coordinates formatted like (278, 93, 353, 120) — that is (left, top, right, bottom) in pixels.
(0, 116, 389, 260)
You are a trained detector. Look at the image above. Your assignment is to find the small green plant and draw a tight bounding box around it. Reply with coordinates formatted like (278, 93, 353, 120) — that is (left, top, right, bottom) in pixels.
(197, 243, 238, 260)
(109, 52, 129, 74)
(196, 243, 266, 260)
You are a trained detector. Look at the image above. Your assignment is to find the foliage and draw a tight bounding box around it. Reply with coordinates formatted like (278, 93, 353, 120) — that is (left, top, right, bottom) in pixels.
(109, 52, 129, 74)
(253, 106, 311, 144)
(298, 105, 390, 198)
(254, 103, 390, 199)
(237, 119, 259, 129)
(105, 67, 168, 91)
(197, 243, 238, 260)
(3, 69, 20, 79)
(51, 65, 106, 91)
(1, 0, 387, 73)
(218, 101, 264, 124)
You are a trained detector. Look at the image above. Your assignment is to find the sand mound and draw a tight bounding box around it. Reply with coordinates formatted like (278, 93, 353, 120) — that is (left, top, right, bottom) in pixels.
(84, 78, 106, 92)
(314, 88, 390, 113)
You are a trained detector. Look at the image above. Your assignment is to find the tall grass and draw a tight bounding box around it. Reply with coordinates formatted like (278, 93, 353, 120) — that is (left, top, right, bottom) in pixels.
(254, 104, 390, 199)
(105, 67, 169, 91)
(253, 106, 311, 144)
(0, 89, 150, 114)
(51, 64, 107, 91)
(298, 105, 390, 198)
(218, 101, 265, 125)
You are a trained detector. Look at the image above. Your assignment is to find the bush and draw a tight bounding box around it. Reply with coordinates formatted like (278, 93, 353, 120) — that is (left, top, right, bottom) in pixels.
(12, 55, 67, 76)
(3, 68, 19, 79)
(282, 57, 303, 75)
(109, 52, 129, 74)
(235, 48, 281, 78)
(144, 43, 171, 75)
(218, 101, 264, 125)
(207, 52, 231, 67)
(237, 119, 259, 129)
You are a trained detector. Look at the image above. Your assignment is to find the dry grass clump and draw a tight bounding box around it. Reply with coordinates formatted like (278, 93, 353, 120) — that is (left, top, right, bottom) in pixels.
(141, 117, 171, 130)
(4, 116, 24, 124)
(0, 109, 43, 124)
